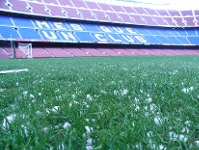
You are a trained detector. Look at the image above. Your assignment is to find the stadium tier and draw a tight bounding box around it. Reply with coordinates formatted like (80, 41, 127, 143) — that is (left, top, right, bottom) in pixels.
(0, 0, 198, 27)
(0, 15, 199, 45)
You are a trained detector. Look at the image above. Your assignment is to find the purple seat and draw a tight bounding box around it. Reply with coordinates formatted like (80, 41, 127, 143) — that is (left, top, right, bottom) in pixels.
(43, 0, 59, 5)
(134, 7, 147, 15)
(111, 5, 125, 13)
(122, 6, 137, 14)
(163, 17, 176, 26)
(47, 5, 65, 17)
(105, 12, 122, 22)
(8, 0, 31, 13)
(144, 8, 158, 16)
(130, 14, 146, 25)
(0, 0, 11, 10)
(156, 10, 170, 16)
(119, 13, 134, 23)
(153, 17, 168, 26)
(29, 2, 49, 16)
(141, 16, 158, 26)
(72, 0, 88, 9)
(63, 7, 82, 19)
(194, 10, 199, 16)
(77, 9, 96, 21)
(173, 17, 185, 26)
(84, 1, 100, 10)
(97, 3, 113, 12)
(183, 17, 195, 26)
(58, 0, 73, 7)
(181, 10, 193, 16)
(168, 10, 181, 16)
(93, 10, 109, 21)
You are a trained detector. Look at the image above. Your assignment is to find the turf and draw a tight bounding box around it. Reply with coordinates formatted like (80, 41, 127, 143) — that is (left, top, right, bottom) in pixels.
(0, 56, 199, 149)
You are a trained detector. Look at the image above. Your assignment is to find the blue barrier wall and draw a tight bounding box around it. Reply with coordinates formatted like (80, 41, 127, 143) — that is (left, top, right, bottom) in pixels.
(0, 15, 199, 45)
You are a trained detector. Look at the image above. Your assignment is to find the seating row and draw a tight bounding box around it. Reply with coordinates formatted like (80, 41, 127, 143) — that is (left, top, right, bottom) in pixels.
(0, 0, 199, 27)
(0, 15, 199, 45)
(1, 47, 199, 59)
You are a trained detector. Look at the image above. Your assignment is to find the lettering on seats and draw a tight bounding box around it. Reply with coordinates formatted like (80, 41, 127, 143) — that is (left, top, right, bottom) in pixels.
(69, 24, 83, 31)
(121, 35, 134, 43)
(134, 36, 147, 43)
(36, 20, 50, 28)
(60, 32, 77, 41)
(54, 22, 66, 29)
(100, 26, 112, 32)
(94, 34, 107, 42)
(42, 31, 57, 40)
(108, 34, 121, 42)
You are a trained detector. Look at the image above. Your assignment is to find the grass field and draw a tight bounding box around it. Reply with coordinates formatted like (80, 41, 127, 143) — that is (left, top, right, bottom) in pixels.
(1, 56, 199, 149)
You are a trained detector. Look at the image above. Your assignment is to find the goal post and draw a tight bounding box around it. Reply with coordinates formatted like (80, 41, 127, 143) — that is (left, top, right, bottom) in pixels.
(18, 43, 33, 59)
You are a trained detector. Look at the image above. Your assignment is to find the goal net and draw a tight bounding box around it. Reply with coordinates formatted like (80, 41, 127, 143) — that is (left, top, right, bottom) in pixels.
(18, 43, 33, 59)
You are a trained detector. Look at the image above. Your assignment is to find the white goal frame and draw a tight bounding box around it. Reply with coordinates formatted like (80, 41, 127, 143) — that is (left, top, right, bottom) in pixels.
(18, 43, 33, 59)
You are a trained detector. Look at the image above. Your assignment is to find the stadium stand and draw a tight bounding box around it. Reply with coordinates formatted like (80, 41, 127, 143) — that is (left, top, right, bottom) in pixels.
(0, 0, 199, 58)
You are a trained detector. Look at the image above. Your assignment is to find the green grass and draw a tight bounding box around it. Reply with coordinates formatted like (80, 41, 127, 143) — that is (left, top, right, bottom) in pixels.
(0, 56, 199, 149)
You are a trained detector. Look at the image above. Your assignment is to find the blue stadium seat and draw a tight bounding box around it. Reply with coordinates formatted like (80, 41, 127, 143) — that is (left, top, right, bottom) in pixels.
(0, 26, 20, 39)
(75, 32, 96, 43)
(144, 36, 161, 44)
(12, 17, 35, 28)
(0, 16, 14, 26)
(19, 28, 41, 39)
(184, 29, 197, 36)
(187, 37, 199, 44)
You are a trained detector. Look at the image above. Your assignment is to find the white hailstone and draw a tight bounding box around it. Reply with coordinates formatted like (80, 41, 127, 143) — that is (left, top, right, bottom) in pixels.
(114, 90, 118, 95)
(182, 126, 190, 134)
(69, 102, 72, 107)
(146, 97, 152, 103)
(30, 94, 34, 99)
(182, 87, 194, 94)
(91, 119, 96, 122)
(85, 126, 93, 134)
(169, 131, 178, 141)
(86, 146, 93, 150)
(16, 82, 19, 86)
(36, 111, 42, 115)
(189, 87, 194, 91)
(121, 89, 128, 95)
(195, 141, 199, 147)
(87, 138, 92, 145)
(63, 122, 71, 129)
(21, 125, 28, 136)
(52, 106, 59, 112)
(185, 120, 191, 127)
(38, 92, 42, 96)
(150, 103, 157, 112)
(182, 88, 189, 93)
(57, 143, 65, 150)
(154, 117, 163, 126)
(159, 144, 166, 150)
(85, 118, 90, 122)
(179, 134, 188, 142)
(134, 97, 139, 103)
(23, 91, 28, 96)
(46, 109, 50, 114)
(0, 88, 5, 92)
(86, 94, 92, 101)
(72, 94, 75, 99)
(147, 131, 153, 137)
(43, 127, 48, 132)
(2, 114, 16, 129)
(135, 105, 140, 111)
(73, 101, 79, 104)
